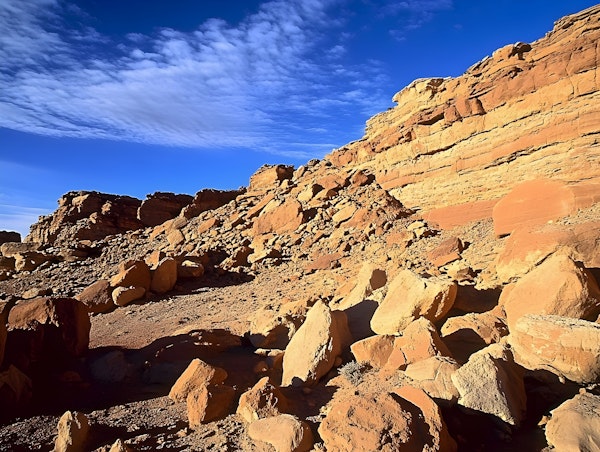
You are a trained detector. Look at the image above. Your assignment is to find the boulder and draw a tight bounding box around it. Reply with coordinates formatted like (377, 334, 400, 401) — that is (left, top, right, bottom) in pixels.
(0, 299, 15, 367)
(248, 299, 309, 349)
(150, 257, 178, 294)
(500, 254, 600, 330)
(371, 270, 457, 335)
(427, 237, 464, 268)
(0, 231, 21, 245)
(451, 344, 526, 426)
(137, 192, 193, 227)
(0, 242, 39, 257)
(318, 390, 450, 451)
(350, 335, 395, 368)
(109, 439, 133, 452)
(281, 301, 350, 387)
(169, 358, 228, 403)
(53, 411, 90, 452)
(181, 188, 243, 219)
(248, 414, 314, 452)
(111, 286, 146, 307)
(177, 257, 205, 279)
(8, 297, 91, 361)
(110, 260, 151, 292)
(187, 384, 236, 427)
(249, 165, 294, 191)
(441, 311, 509, 363)
(75, 280, 115, 314)
(383, 318, 452, 373)
(253, 199, 306, 235)
(404, 356, 460, 403)
(508, 314, 600, 383)
(338, 263, 387, 309)
(14, 251, 54, 272)
(545, 392, 600, 451)
(236, 376, 289, 423)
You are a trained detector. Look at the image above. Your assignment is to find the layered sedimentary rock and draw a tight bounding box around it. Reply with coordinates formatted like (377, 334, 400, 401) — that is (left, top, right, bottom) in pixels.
(326, 6, 600, 228)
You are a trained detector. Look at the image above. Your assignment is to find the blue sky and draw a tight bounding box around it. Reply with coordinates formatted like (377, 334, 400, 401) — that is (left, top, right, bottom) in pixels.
(1, 0, 597, 237)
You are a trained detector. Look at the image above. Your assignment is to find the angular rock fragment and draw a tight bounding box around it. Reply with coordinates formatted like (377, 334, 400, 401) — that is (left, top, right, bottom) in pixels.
(248, 414, 314, 452)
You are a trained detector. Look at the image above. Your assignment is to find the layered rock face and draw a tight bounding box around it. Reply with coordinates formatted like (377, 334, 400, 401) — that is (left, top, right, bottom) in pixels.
(327, 6, 600, 229)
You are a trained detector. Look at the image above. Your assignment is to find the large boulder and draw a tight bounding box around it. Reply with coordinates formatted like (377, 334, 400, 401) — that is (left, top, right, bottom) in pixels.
(150, 257, 178, 294)
(253, 199, 306, 235)
(137, 192, 193, 227)
(281, 301, 350, 387)
(75, 280, 115, 314)
(53, 411, 90, 452)
(508, 314, 600, 383)
(187, 384, 236, 427)
(169, 358, 228, 403)
(451, 344, 526, 426)
(350, 335, 395, 368)
(500, 254, 600, 330)
(110, 260, 151, 292)
(249, 164, 294, 192)
(404, 356, 460, 403)
(545, 392, 600, 451)
(371, 270, 457, 335)
(248, 414, 314, 452)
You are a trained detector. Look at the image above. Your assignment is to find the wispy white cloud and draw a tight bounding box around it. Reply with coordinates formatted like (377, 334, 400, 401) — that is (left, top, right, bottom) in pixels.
(0, 0, 450, 158)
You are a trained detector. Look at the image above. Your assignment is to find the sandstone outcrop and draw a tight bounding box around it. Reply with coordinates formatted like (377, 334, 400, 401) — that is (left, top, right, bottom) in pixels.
(137, 192, 193, 227)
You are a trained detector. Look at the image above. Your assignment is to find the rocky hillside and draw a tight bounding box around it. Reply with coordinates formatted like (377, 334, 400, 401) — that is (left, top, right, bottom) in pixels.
(1, 5, 599, 452)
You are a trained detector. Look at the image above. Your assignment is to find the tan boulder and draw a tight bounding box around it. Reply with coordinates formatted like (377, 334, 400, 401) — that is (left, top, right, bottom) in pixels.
(248, 299, 309, 349)
(169, 358, 228, 403)
(253, 199, 305, 235)
(111, 286, 145, 307)
(8, 297, 91, 359)
(371, 270, 457, 335)
(150, 257, 177, 293)
(508, 314, 600, 383)
(75, 279, 115, 314)
(500, 254, 600, 330)
(0, 241, 39, 257)
(451, 343, 526, 426)
(53, 411, 90, 452)
(110, 260, 151, 292)
(383, 317, 452, 373)
(249, 164, 294, 191)
(109, 439, 133, 452)
(281, 301, 350, 387)
(350, 335, 395, 368)
(236, 376, 289, 423)
(318, 390, 449, 452)
(187, 384, 236, 427)
(338, 263, 387, 309)
(404, 356, 460, 403)
(441, 311, 509, 363)
(14, 251, 53, 272)
(177, 256, 205, 279)
(492, 179, 600, 237)
(166, 228, 185, 248)
(545, 392, 600, 451)
(248, 414, 314, 452)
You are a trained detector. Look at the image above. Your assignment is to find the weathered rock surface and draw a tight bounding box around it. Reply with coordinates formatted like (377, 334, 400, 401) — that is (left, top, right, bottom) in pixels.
(508, 314, 600, 383)
(137, 192, 193, 227)
(404, 356, 460, 403)
(248, 414, 314, 452)
(236, 376, 288, 423)
(371, 270, 457, 335)
(53, 411, 90, 452)
(75, 280, 114, 314)
(149, 257, 178, 294)
(0, 231, 21, 245)
(545, 392, 600, 452)
(187, 384, 236, 427)
(169, 358, 228, 403)
(350, 334, 395, 368)
(281, 301, 350, 387)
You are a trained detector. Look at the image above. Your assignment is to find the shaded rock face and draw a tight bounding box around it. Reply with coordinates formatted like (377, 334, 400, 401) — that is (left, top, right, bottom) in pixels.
(327, 6, 600, 228)
(0, 231, 21, 245)
(180, 188, 244, 219)
(137, 192, 193, 227)
(26, 191, 144, 246)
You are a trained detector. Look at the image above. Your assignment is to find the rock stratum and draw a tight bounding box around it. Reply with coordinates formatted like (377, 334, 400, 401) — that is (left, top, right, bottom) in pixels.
(1, 5, 600, 452)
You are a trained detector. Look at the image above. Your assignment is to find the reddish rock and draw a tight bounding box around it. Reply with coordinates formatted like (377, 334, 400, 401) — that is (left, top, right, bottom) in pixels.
(137, 192, 193, 227)
(0, 365, 32, 422)
(197, 217, 219, 234)
(0, 300, 15, 367)
(281, 301, 350, 387)
(248, 414, 314, 452)
(427, 237, 464, 268)
(249, 165, 294, 191)
(303, 252, 342, 274)
(181, 188, 243, 219)
(111, 286, 145, 307)
(350, 335, 395, 368)
(404, 356, 460, 403)
(187, 384, 236, 427)
(248, 299, 309, 349)
(14, 252, 54, 272)
(75, 280, 115, 314)
(110, 260, 151, 292)
(500, 254, 600, 330)
(177, 258, 205, 279)
(236, 376, 288, 423)
(492, 179, 600, 237)
(169, 358, 228, 403)
(150, 257, 178, 294)
(371, 270, 457, 335)
(545, 393, 600, 451)
(253, 199, 306, 235)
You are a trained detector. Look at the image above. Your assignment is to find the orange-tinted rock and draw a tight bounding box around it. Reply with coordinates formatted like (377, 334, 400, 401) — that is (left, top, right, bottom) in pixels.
(427, 237, 464, 268)
(424, 200, 498, 230)
(508, 314, 600, 383)
(236, 376, 288, 423)
(318, 391, 445, 452)
(383, 318, 452, 373)
(187, 384, 236, 427)
(137, 192, 193, 227)
(248, 414, 314, 452)
(177, 257, 205, 279)
(371, 270, 457, 335)
(338, 263, 386, 310)
(181, 188, 243, 219)
(53, 411, 90, 452)
(169, 358, 228, 403)
(249, 165, 294, 192)
(75, 280, 114, 314)
(253, 199, 305, 235)
(111, 286, 145, 307)
(248, 299, 309, 349)
(404, 356, 460, 403)
(303, 252, 342, 273)
(545, 393, 600, 451)
(14, 252, 54, 272)
(110, 260, 151, 292)
(350, 335, 395, 368)
(492, 180, 600, 237)
(281, 301, 350, 387)
(150, 257, 178, 294)
(197, 217, 219, 234)
(500, 254, 600, 330)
